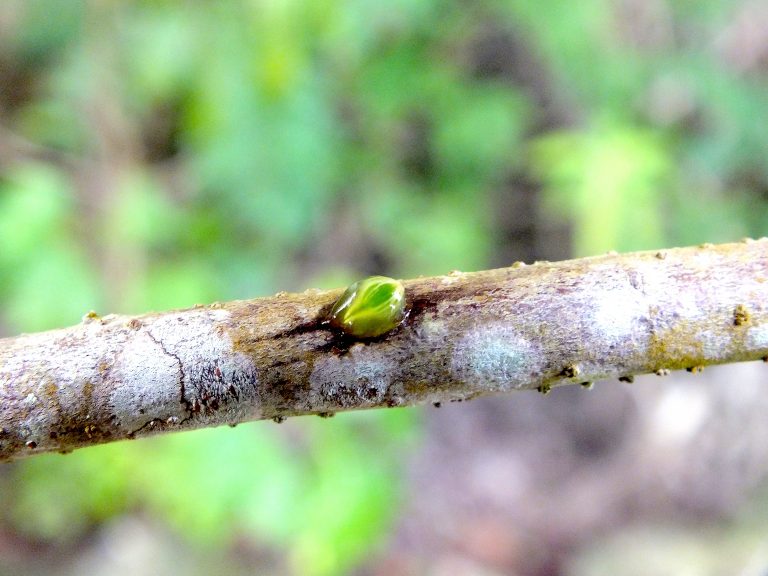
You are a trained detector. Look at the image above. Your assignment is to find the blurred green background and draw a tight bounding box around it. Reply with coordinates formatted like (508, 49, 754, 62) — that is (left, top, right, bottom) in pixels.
(2, 1, 768, 575)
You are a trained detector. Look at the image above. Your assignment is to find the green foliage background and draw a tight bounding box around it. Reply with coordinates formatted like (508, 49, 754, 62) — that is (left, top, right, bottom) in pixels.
(1, 0, 767, 574)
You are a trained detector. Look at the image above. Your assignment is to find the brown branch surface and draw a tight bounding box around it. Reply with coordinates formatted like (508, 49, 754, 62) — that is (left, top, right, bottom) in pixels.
(2, 241, 767, 461)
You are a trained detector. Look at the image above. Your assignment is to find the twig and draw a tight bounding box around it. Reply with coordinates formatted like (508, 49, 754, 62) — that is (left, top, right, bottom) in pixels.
(1, 240, 767, 461)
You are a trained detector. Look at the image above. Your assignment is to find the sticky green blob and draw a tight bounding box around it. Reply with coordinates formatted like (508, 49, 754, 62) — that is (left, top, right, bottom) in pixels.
(328, 276, 406, 338)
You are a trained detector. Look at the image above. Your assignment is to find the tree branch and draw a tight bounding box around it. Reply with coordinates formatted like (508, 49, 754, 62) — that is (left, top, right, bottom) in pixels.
(2, 240, 767, 461)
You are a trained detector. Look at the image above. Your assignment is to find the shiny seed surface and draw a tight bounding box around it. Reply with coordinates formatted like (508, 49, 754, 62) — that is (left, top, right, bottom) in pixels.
(328, 276, 406, 338)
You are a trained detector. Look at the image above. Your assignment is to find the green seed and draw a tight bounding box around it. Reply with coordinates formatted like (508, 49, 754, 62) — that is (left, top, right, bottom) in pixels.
(328, 276, 406, 338)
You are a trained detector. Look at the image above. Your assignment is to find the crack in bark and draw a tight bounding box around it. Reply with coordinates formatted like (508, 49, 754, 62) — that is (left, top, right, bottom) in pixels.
(127, 417, 157, 438)
(144, 329, 193, 418)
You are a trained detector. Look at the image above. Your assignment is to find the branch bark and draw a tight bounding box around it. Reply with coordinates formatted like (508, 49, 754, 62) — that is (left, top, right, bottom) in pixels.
(2, 240, 767, 461)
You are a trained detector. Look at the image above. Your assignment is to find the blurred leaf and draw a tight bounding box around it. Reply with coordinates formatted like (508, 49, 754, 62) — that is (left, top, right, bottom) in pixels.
(4, 243, 100, 332)
(6, 0, 84, 63)
(108, 170, 179, 249)
(134, 425, 298, 547)
(0, 164, 101, 330)
(140, 259, 218, 312)
(119, 4, 198, 109)
(433, 85, 528, 184)
(184, 45, 339, 251)
(532, 120, 672, 255)
(10, 444, 131, 542)
(6, 408, 417, 574)
(0, 164, 71, 269)
(16, 97, 87, 152)
(289, 410, 418, 576)
(501, 0, 652, 112)
(669, 187, 751, 247)
(364, 184, 491, 276)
